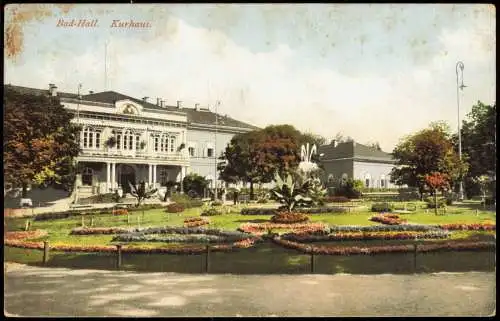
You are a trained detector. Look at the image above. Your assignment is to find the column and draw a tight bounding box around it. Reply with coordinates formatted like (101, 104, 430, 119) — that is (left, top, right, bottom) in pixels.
(148, 164, 152, 187)
(111, 162, 116, 190)
(106, 162, 111, 191)
(152, 165, 157, 188)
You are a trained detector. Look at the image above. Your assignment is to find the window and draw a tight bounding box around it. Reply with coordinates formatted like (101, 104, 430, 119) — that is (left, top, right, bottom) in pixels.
(135, 134, 141, 150)
(207, 148, 214, 158)
(188, 147, 195, 157)
(380, 175, 386, 188)
(95, 131, 101, 149)
(154, 135, 159, 152)
(364, 173, 371, 188)
(170, 137, 175, 152)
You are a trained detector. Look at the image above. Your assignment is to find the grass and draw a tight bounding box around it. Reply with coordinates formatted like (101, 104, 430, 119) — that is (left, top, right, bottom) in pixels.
(4, 202, 496, 248)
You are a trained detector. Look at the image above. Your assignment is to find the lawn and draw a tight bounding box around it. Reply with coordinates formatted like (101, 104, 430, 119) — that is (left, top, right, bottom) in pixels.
(4, 202, 495, 247)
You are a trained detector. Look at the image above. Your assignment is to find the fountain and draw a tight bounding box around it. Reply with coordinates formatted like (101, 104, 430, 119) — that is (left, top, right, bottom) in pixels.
(298, 143, 319, 176)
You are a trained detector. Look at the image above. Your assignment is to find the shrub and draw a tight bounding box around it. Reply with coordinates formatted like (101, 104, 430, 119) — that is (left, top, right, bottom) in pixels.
(326, 196, 350, 203)
(371, 202, 395, 212)
(370, 213, 406, 225)
(170, 194, 204, 209)
(333, 179, 362, 199)
(271, 212, 309, 224)
(183, 217, 209, 228)
(165, 203, 185, 213)
(211, 201, 223, 206)
(201, 207, 223, 216)
(425, 197, 447, 209)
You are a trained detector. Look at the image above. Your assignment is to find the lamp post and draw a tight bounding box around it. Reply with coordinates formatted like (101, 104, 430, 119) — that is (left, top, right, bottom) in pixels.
(456, 61, 466, 201)
(214, 100, 220, 200)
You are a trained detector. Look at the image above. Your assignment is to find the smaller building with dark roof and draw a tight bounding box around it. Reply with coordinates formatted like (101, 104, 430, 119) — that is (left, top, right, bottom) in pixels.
(318, 140, 397, 188)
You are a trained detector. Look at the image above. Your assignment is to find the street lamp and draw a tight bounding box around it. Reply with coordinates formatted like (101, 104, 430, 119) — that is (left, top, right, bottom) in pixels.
(456, 61, 466, 201)
(214, 100, 221, 201)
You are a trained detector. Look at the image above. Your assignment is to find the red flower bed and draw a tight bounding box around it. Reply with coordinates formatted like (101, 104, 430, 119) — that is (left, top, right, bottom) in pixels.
(112, 209, 129, 216)
(238, 222, 328, 235)
(284, 231, 449, 242)
(183, 217, 209, 228)
(166, 203, 185, 213)
(4, 230, 48, 241)
(271, 237, 496, 255)
(437, 223, 496, 231)
(370, 213, 407, 225)
(270, 212, 309, 224)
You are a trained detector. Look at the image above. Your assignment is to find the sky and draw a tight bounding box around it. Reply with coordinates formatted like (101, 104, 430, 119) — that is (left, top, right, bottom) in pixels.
(4, 4, 496, 152)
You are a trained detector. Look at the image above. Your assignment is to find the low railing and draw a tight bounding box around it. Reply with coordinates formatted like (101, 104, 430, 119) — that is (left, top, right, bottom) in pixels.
(80, 148, 188, 161)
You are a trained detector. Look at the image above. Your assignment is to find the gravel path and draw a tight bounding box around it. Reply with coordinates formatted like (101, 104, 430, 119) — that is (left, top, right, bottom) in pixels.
(4, 263, 495, 317)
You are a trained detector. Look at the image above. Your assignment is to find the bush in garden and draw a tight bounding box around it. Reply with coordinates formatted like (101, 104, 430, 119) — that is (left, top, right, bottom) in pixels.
(371, 202, 394, 212)
(333, 179, 362, 199)
(112, 208, 129, 216)
(211, 201, 223, 206)
(165, 203, 185, 213)
(201, 207, 223, 216)
(171, 194, 204, 209)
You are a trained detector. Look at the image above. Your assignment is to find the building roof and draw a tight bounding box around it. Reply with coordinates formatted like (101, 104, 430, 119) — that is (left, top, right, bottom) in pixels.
(5, 84, 259, 131)
(319, 141, 394, 163)
(4, 84, 79, 99)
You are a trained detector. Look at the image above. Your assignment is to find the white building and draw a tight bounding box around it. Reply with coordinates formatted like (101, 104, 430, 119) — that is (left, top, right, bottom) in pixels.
(6, 84, 258, 200)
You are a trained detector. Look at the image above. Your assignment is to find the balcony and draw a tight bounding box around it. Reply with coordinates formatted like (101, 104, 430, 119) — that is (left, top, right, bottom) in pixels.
(80, 148, 189, 162)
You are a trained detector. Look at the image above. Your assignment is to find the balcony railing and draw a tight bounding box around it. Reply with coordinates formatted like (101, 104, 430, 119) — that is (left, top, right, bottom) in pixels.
(80, 148, 188, 161)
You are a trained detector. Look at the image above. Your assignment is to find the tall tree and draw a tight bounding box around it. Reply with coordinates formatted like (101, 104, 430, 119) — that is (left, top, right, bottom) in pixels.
(457, 101, 496, 198)
(3, 87, 81, 197)
(390, 121, 468, 200)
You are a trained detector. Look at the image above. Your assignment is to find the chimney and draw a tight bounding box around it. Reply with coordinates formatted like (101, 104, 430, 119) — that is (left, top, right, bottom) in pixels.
(177, 100, 183, 109)
(156, 98, 161, 106)
(330, 140, 336, 148)
(160, 100, 164, 108)
(142, 96, 149, 102)
(48, 84, 57, 97)
(195, 103, 200, 111)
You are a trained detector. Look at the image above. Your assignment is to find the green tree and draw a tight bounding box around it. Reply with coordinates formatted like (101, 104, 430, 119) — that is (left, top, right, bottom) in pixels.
(183, 173, 210, 198)
(390, 121, 468, 200)
(457, 101, 496, 198)
(3, 87, 81, 197)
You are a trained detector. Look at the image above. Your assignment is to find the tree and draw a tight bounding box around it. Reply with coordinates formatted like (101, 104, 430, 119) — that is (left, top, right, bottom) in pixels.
(457, 101, 496, 198)
(218, 130, 264, 200)
(424, 172, 450, 215)
(366, 141, 382, 151)
(332, 132, 354, 144)
(390, 121, 468, 200)
(128, 181, 158, 207)
(182, 173, 210, 198)
(3, 87, 81, 198)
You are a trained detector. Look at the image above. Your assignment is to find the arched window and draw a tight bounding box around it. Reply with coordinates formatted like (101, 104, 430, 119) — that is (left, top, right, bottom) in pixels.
(327, 174, 334, 184)
(123, 130, 134, 150)
(82, 167, 93, 186)
(82, 127, 102, 149)
(170, 136, 175, 152)
(341, 173, 348, 182)
(364, 173, 371, 188)
(380, 174, 386, 188)
(112, 130, 122, 150)
(135, 133, 141, 150)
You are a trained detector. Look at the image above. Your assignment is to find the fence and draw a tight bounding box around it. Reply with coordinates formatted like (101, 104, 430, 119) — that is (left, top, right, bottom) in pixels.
(5, 241, 496, 275)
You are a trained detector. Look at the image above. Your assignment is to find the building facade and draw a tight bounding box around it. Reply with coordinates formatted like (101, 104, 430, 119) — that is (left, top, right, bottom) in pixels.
(6, 84, 258, 200)
(318, 141, 397, 189)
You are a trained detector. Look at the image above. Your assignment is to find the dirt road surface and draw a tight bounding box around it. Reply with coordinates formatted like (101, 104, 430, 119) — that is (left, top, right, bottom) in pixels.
(4, 263, 496, 317)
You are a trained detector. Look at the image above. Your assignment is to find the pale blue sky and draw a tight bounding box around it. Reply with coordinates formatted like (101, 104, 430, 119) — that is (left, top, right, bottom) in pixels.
(4, 4, 496, 151)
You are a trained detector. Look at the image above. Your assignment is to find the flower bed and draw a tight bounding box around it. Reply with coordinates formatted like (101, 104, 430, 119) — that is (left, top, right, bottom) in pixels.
(70, 227, 133, 235)
(436, 223, 496, 231)
(238, 222, 328, 235)
(201, 207, 223, 216)
(112, 209, 129, 216)
(271, 237, 495, 255)
(370, 213, 407, 225)
(4, 230, 48, 241)
(281, 230, 450, 242)
(329, 224, 442, 233)
(183, 217, 209, 228)
(270, 212, 309, 224)
(165, 203, 185, 213)
(240, 206, 348, 215)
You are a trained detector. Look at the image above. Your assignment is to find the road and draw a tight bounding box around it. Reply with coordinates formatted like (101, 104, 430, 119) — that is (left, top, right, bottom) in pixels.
(4, 263, 496, 317)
